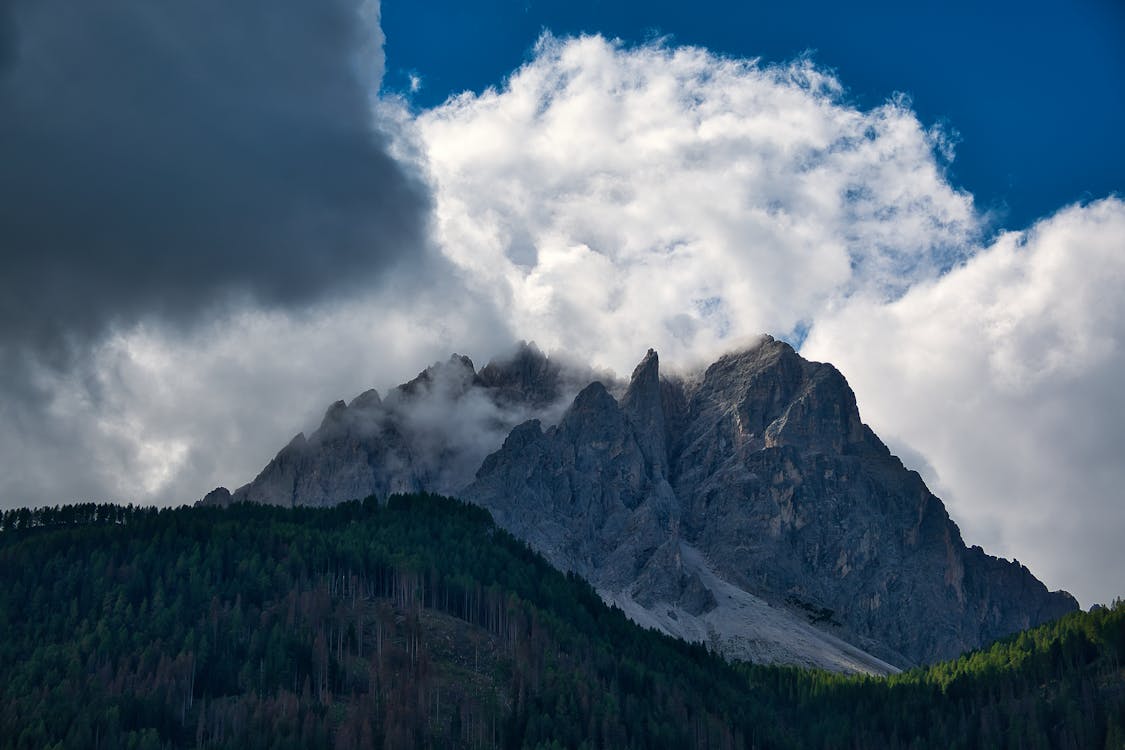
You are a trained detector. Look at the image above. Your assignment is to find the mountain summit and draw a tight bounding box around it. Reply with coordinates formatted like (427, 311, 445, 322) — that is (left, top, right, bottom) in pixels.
(209, 337, 1077, 672)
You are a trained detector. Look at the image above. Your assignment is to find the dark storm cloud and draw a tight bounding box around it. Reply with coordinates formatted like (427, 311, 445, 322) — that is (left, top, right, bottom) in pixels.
(0, 0, 430, 351)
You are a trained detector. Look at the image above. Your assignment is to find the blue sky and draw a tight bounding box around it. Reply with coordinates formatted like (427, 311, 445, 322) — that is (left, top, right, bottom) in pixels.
(383, 0, 1124, 230)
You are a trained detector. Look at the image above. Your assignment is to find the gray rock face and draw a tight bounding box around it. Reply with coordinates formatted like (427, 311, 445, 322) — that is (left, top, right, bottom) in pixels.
(213, 336, 1078, 670)
(200, 486, 232, 506)
(674, 341, 1076, 664)
(464, 337, 1077, 667)
(217, 343, 594, 508)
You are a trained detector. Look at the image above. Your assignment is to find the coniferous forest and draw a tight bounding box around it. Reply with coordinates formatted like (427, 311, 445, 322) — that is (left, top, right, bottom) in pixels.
(0, 495, 1121, 749)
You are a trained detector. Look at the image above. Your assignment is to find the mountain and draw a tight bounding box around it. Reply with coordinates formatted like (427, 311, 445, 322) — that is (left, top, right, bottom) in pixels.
(1, 498, 1120, 749)
(211, 337, 1078, 672)
(219, 343, 597, 507)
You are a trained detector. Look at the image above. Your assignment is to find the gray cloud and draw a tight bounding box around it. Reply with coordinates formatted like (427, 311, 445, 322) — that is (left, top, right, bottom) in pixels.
(0, 0, 430, 354)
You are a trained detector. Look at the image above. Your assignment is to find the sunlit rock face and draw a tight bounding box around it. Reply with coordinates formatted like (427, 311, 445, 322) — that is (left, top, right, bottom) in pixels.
(212, 337, 1077, 672)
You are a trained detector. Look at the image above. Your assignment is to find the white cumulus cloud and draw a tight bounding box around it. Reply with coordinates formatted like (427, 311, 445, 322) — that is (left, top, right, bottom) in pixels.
(418, 34, 978, 375)
(803, 198, 1125, 607)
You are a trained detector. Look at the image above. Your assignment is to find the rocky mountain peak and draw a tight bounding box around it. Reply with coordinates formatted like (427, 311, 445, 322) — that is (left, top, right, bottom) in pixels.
(200, 486, 232, 506)
(675, 334, 872, 460)
(397, 354, 477, 399)
(623, 348, 660, 405)
(628, 347, 659, 380)
(622, 348, 668, 476)
(477, 340, 563, 408)
(318, 400, 349, 432)
(348, 388, 382, 411)
(216, 336, 1078, 672)
(569, 380, 617, 414)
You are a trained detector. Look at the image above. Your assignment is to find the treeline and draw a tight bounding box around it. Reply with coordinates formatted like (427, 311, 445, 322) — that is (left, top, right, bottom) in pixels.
(0, 501, 151, 531)
(729, 601, 1125, 749)
(0, 495, 1121, 749)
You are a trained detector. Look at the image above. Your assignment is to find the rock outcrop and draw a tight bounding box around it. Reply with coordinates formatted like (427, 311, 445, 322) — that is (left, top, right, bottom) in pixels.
(211, 337, 1078, 672)
(215, 343, 594, 507)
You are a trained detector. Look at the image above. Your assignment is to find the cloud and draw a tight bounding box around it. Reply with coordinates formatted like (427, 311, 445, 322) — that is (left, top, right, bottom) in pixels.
(368, 346, 598, 496)
(0, 0, 466, 510)
(413, 35, 1125, 604)
(1, 30, 1121, 611)
(0, 32, 989, 508)
(0, 285, 515, 509)
(0, 0, 430, 355)
(418, 34, 978, 375)
(803, 198, 1125, 606)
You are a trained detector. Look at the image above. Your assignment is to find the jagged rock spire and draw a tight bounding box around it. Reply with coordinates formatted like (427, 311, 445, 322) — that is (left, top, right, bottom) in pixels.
(622, 348, 668, 477)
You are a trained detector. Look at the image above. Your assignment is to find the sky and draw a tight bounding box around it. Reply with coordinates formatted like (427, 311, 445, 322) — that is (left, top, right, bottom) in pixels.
(0, 1, 1122, 607)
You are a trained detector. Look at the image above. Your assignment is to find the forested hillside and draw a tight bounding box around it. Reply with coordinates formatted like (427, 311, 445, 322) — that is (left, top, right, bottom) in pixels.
(0, 497, 1121, 749)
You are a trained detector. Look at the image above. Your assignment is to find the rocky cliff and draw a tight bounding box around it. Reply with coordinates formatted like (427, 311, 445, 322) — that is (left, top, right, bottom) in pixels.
(209, 337, 1078, 671)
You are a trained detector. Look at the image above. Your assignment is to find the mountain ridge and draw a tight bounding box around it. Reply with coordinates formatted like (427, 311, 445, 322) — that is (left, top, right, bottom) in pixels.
(207, 336, 1078, 671)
